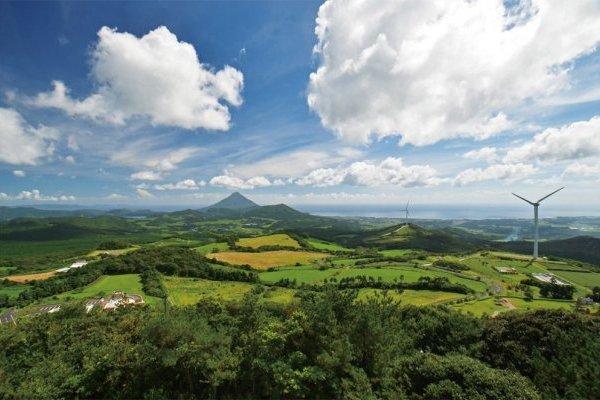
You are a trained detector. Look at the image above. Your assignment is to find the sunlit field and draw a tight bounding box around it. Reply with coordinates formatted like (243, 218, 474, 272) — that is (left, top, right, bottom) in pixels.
(236, 234, 300, 249)
(206, 250, 328, 269)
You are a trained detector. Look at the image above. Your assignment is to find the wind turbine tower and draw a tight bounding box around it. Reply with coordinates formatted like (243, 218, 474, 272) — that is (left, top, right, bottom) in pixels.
(512, 187, 564, 259)
(402, 201, 410, 225)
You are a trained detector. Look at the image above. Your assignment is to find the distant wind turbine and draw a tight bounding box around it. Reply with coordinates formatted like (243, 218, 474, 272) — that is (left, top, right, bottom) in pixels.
(402, 201, 410, 224)
(512, 187, 564, 259)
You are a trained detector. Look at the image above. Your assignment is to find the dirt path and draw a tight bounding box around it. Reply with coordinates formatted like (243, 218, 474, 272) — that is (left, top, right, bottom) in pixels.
(499, 298, 516, 310)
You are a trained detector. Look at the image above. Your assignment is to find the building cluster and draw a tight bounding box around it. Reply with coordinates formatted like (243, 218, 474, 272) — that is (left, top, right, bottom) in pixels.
(85, 291, 144, 312)
(532, 273, 571, 286)
(495, 266, 517, 274)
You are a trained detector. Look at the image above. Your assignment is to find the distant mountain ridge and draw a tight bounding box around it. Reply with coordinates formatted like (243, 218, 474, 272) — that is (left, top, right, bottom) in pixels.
(202, 192, 258, 210)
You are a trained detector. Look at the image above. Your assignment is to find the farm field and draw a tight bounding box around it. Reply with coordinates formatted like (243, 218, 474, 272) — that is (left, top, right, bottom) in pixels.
(164, 277, 296, 306)
(56, 274, 161, 306)
(259, 265, 487, 291)
(6, 270, 57, 283)
(379, 249, 416, 257)
(307, 238, 353, 252)
(451, 298, 507, 316)
(452, 296, 575, 316)
(357, 288, 465, 306)
(146, 238, 205, 248)
(194, 242, 229, 255)
(206, 250, 328, 269)
(236, 234, 300, 249)
(549, 270, 600, 288)
(87, 246, 139, 257)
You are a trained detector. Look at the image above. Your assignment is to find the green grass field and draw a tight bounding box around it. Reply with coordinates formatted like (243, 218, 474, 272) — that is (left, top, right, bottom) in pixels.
(87, 246, 139, 257)
(194, 242, 230, 255)
(379, 249, 415, 257)
(306, 238, 353, 252)
(206, 250, 328, 269)
(164, 277, 296, 306)
(236, 234, 300, 249)
(259, 265, 487, 291)
(331, 258, 370, 266)
(0, 285, 28, 299)
(549, 270, 600, 289)
(145, 238, 204, 248)
(357, 288, 465, 306)
(56, 274, 161, 306)
(453, 296, 575, 316)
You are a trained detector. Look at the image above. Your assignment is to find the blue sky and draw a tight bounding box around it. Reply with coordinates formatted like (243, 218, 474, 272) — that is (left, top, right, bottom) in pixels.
(1, 0, 599, 215)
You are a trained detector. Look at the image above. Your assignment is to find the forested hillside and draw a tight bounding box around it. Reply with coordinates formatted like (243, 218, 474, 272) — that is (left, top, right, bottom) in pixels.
(0, 291, 597, 399)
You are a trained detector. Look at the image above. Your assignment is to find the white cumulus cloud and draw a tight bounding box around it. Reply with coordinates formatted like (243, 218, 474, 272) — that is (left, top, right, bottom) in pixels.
(0, 189, 76, 201)
(562, 161, 600, 177)
(29, 26, 243, 130)
(0, 107, 58, 165)
(463, 147, 500, 163)
(13, 170, 26, 177)
(136, 188, 154, 198)
(209, 173, 274, 190)
(130, 170, 164, 181)
(308, 0, 600, 145)
(454, 163, 538, 186)
(296, 157, 442, 187)
(504, 116, 600, 163)
(154, 179, 205, 191)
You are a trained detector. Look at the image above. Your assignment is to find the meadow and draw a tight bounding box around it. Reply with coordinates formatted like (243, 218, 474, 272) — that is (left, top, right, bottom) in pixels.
(259, 264, 488, 291)
(306, 238, 353, 252)
(164, 277, 296, 306)
(206, 250, 328, 269)
(356, 288, 465, 306)
(236, 233, 300, 249)
(194, 242, 229, 255)
(452, 296, 575, 316)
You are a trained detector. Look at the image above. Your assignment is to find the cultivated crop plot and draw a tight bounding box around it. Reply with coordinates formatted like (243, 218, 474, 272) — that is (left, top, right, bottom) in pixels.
(206, 250, 328, 269)
(1, 1, 600, 398)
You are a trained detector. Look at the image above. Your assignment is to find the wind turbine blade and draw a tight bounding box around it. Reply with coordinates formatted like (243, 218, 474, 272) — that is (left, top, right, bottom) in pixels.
(512, 192, 534, 205)
(537, 187, 564, 203)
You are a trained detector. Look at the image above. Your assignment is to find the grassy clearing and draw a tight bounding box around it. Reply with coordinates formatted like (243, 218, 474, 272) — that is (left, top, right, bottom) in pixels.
(6, 270, 57, 283)
(236, 234, 300, 249)
(259, 265, 487, 291)
(194, 242, 229, 255)
(0, 285, 28, 299)
(357, 288, 465, 306)
(206, 250, 328, 270)
(452, 298, 506, 316)
(86, 246, 139, 257)
(379, 249, 415, 257)
(548, 270, 600, 289)
(164, 277, 296, 306)
(453, 296, 574, 316)
(56, 274, 161, 306)
(306, 239, 352, 252)
(507, 297, 574, 311)
(331, 258, 370, 266)
(146, 238, 204, 248)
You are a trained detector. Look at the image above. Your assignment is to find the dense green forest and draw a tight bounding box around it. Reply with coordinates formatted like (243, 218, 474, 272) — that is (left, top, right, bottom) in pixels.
(0, 290, 598, 399)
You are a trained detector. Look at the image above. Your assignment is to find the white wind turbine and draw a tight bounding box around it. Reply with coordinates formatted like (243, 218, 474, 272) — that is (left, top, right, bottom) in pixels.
(512, 187, 564, 259)
(402, 201, 410, 225)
